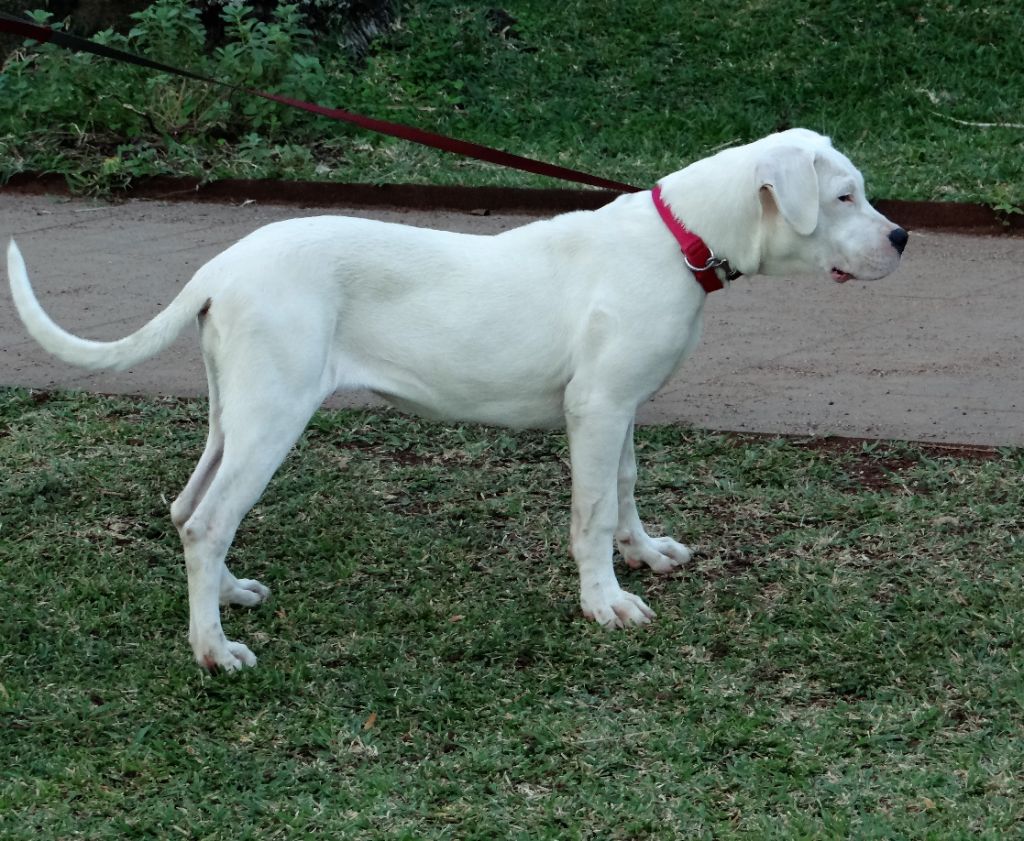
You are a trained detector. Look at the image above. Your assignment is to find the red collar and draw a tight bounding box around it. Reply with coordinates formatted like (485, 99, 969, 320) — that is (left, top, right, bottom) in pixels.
(651, 184, 740, 294)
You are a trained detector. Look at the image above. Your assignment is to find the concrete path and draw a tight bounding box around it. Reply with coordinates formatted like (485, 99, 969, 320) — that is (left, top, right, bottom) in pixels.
(2, 192, 1022, 446)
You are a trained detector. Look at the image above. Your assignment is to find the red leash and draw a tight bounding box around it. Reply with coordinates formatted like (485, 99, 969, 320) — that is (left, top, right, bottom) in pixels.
(2, 13, 731, 294)
(0, 12, 640, 194)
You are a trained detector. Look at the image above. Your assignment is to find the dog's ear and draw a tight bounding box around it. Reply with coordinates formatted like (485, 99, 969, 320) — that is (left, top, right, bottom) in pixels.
(756, 146, 819, 236)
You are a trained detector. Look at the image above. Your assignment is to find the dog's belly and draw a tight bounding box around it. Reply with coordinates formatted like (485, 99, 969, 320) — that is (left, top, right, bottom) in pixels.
(379, 389, 567, 429)
(327, 345, 569, 428)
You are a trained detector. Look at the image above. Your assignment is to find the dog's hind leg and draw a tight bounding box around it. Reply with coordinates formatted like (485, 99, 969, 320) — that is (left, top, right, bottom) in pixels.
(170, 345, 224, 536)
(176, 320, 329, 670)
(614, 422, 692, 573)
(170, 356, 270, 610)
(179, 385, 324, 671)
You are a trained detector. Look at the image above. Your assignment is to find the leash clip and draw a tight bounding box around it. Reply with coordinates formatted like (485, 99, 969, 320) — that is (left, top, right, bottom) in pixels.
(684, 251, 742, 282)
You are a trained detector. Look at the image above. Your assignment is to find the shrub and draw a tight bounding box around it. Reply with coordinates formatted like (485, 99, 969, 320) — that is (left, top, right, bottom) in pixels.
(0, 0, 395, 56)
(0, 0, 344, 188)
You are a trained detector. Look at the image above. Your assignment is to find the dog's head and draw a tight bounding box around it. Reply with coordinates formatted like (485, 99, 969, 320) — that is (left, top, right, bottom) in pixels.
(754, 129, 906, 282)
(663, 129, 907, 283)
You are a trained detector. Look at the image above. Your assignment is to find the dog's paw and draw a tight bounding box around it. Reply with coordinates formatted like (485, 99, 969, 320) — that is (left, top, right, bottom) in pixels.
(220, 577, 271, 607)
(194, 637, 258, 673)
(581, 587, 655, 629)
(619, 534, 692, 574)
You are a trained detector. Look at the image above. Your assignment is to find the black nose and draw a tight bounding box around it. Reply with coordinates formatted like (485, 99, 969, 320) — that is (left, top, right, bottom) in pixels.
(889, 227, 908, 255)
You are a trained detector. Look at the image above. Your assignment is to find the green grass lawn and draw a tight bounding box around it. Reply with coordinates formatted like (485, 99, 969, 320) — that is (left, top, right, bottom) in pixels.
(1, 0, 1022, 206)
(2, 387, 1023, 838)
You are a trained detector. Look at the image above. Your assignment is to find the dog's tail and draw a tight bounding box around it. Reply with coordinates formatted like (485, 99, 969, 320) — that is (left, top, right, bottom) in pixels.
(7, 239, 205, 372)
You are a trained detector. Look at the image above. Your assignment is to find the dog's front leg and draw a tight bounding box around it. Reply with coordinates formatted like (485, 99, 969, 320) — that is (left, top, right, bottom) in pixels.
(566, 408, 655, 628)
(615, 422, 692, 573)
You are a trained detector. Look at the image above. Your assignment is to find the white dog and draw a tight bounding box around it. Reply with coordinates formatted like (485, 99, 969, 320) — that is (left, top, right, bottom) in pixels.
(7, 129, 906, 671)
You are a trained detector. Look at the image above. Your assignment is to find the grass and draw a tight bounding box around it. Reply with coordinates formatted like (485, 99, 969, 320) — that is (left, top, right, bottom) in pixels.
(2, 387, 1024, 838)
(1, 0, 1022, 206)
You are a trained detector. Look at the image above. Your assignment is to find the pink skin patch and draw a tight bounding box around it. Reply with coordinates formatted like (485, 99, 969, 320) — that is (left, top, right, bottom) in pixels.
(831, 267, 855, 283)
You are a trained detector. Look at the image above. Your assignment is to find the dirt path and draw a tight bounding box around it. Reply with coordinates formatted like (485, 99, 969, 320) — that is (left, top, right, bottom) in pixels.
(2, 192, 1022, 445)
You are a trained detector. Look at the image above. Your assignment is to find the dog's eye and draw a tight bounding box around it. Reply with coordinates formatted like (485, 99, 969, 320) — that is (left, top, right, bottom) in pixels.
(838, 194, 854, 203)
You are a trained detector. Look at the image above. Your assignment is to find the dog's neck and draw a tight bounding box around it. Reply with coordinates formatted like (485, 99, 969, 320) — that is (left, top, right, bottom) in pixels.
(650, 185, 740, 293)
(655, 158, 766, 277)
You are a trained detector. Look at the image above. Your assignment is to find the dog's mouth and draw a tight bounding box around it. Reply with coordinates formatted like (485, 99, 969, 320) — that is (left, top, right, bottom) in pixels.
(831, 267, 856, 283)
